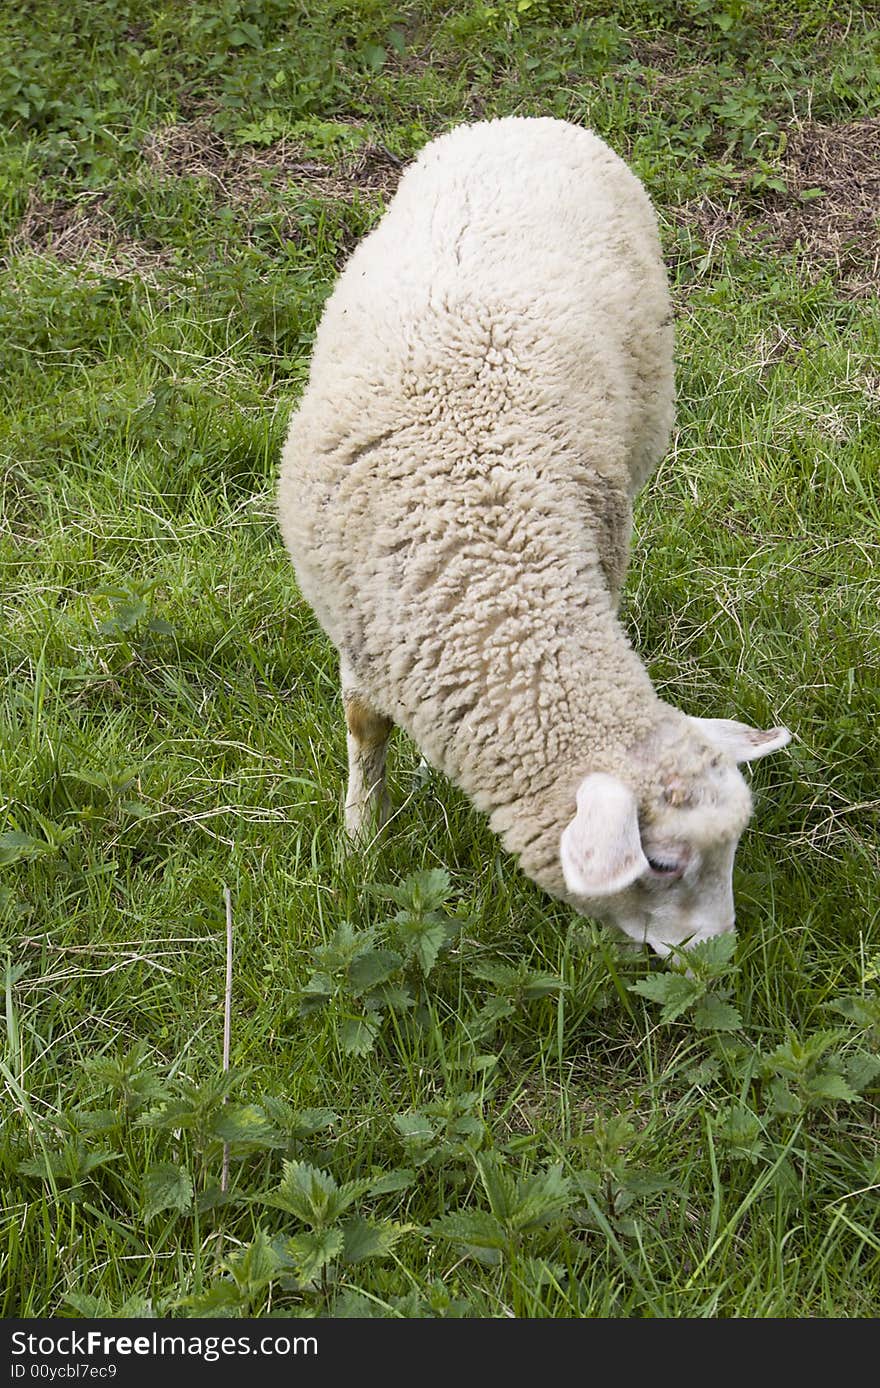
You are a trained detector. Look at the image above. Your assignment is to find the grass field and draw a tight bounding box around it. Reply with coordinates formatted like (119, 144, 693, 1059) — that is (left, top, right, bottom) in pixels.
(1, 0, 878, 1318)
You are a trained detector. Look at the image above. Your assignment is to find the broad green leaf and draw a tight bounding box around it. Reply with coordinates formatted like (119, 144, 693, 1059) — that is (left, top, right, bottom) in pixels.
(31, 814, 77, 849)
(622, 1172, 675, 1199)
(330, 1290, 378, 1318)
(764, 1029, 848, 1077)
(360, 42, 387, 73)
(328, 1180, 374, 1222)
(142, 1163, 194, 1221)
(341, 1215, 406, 1264)
(693, 994, 743, 1032)
(469, 962, 565, 999)
(298, 972, 334, 1016)
(20, 1143, 120, 1185)
(81, 1041, 173, 1119)
(211, 1103, 281, 1147)
(365, 981, 414, 1012)
(0, 832, 48, 866)
(630, 973, 701, 1023)
(269, 1159, 371, 1228)
(519, 1257, 566, 1291)
(368, 1168, 416, 1196)
(767, 1078, 801, 1116)
(829, 996, 880, 1028)
(588, 1113, 636, 1158)
(292, 1106, 338, 1136)
(473, 997, 515, 1032)
(844, 1051, 880, 1092)
(469, 961, 520, 988)
(472, 1054, 500, 1072)
(226, 1228, 283, 1293)
(71, 1108, 121, 1135)
(715, 1104, 766, 1163)
(195, 1181, 239, 1214)
(271, 1160, 338, 1223)
(406, 867, 453, 909)
(175, 1283, 243, 1315)
(510, 1164, 571, 1231)
(86, 1294, 158, 1319)
(683, 932, 738, 974)
(371, 867, 451, 912)
(570, 1169, 602, 1200)
(521, 971, 567, 999)
(136, 1070, 242, 1138)
(393, 916, 448, 976)
(450, 1114, 484, 1140)
(804, 1071, 860, 1105)
(65, 1293, 109, 1317)
(629, 973, 685, 1003)
(312, 921, 376, 973)
(348, 948, 403, 995)
(250, 1095, 297, 1137)
(476, 1155, 516, 1222)
(432, 1209, 508, 1252)
(258, 1100, 337, 1141)
(339, 1015, 380, 1056)
(101, 597, 148, 632)
(286, 1227, 344, 1284)
(138, 1099, 199, 1132)
(394, 1112, 437, 1145)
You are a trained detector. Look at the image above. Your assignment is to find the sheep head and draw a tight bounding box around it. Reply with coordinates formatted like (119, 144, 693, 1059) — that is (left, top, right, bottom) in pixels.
(559, 717, 791, 957)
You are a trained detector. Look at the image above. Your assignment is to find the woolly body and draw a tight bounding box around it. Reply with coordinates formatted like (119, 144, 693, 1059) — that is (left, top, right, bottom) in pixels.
(278, 117, 787, 950)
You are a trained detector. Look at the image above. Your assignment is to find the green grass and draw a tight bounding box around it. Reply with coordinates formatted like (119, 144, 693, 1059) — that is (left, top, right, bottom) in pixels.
(1, 0, 878, 1318)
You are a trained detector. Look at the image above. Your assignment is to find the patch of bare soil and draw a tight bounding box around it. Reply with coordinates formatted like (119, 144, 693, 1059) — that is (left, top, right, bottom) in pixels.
(142, 120, 405, 203)
(671, 190, 744, 263)
(5, 189, 174, 281)
(767, 118, 880, 295)
(674, 119, 880, 296)
(626, 35, 685, 75)
(6, 121, 406, 278)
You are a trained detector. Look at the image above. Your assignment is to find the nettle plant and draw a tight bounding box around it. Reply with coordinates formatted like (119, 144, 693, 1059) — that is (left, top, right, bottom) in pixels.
(177, 1162, 413, 1316)
(12, 1036, 346, 1221)
(628, 932, 744, 1032)
(297, 868, 467, 1056)
(569, 1113, 675, 1241)
(629, 938, 880, 1170)
(297, 867, 568, 1059)
(431, 1152, 573, 1267)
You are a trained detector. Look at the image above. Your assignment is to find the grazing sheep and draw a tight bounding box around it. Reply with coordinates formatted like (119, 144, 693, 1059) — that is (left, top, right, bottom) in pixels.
(277, 116, 790, 957)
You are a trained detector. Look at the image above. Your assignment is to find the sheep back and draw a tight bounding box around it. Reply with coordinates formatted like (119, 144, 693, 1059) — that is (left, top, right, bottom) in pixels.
(278, 116, 674, 821)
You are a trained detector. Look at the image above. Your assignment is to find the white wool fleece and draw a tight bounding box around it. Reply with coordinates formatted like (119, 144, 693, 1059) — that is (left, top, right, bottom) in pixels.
(278, 117, 783, 931)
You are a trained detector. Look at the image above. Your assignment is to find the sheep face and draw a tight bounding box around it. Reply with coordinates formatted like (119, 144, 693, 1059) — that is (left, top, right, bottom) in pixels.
(559, 719, 791, 957)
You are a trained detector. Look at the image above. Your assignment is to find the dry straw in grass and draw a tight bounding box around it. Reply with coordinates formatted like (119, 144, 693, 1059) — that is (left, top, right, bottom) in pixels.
(674, 118, 880, 297)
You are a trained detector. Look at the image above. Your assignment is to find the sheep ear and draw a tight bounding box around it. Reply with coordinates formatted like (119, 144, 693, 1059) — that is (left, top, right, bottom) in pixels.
(560, 774, 648, 897)
(691, 717, 791, 763)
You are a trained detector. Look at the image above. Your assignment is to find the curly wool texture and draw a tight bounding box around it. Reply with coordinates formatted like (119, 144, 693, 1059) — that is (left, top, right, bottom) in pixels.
(278, 117, 736, 902)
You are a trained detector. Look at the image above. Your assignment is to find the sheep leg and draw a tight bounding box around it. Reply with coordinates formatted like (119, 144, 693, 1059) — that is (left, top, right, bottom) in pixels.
(342, 680, 393, 840)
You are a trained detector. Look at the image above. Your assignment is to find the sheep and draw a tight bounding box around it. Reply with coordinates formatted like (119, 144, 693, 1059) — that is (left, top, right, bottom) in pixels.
(277, 116, 791, 958)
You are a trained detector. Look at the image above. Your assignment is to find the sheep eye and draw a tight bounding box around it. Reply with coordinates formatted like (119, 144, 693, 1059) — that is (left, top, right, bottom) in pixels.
(646, 855, 684, 881)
